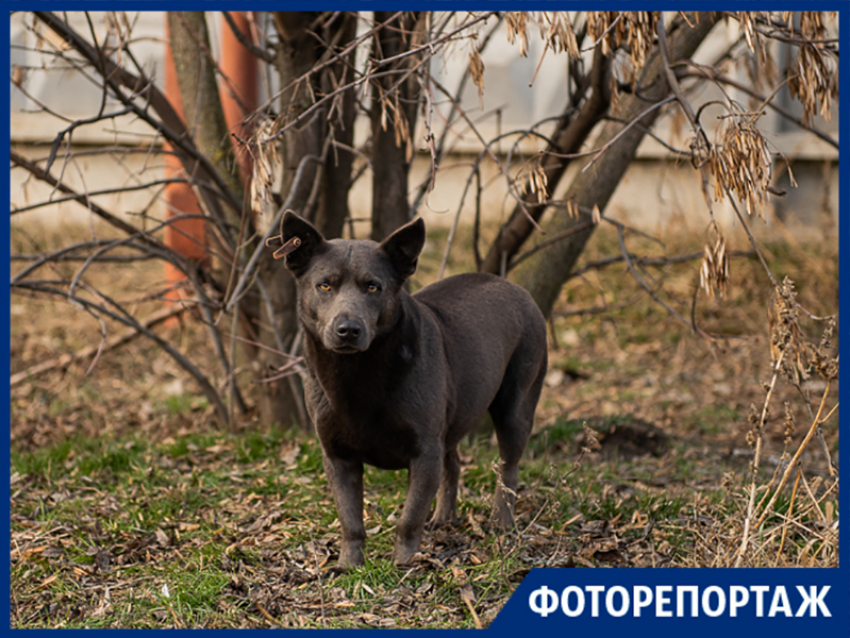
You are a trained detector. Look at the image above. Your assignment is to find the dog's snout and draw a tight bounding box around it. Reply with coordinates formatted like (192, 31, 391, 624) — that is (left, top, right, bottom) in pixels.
(335, 319, 363, 340)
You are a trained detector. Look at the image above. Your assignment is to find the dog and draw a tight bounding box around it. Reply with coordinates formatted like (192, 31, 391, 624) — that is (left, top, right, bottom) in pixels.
(280, 212, 548, 567)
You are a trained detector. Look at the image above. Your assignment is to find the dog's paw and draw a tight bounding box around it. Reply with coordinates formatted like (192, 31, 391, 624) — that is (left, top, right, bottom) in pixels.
(393, 550, 427, 567)
(337, 546, 365, 569)
(326, 563, 354, 576)
(489, 513, 516, 532)
(392, 541, 424, 566)
(426, 516, 458, 530)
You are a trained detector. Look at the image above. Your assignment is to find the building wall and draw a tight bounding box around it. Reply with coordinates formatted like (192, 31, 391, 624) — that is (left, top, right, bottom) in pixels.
(11, 11, 838, 240)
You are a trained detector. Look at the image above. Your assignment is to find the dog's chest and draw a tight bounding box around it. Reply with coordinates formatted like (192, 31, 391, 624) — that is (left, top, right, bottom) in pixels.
(318, 408, 421, 470)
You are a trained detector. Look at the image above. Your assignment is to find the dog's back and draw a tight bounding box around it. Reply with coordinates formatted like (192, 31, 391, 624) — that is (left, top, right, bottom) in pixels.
(413, 272, 547, 447)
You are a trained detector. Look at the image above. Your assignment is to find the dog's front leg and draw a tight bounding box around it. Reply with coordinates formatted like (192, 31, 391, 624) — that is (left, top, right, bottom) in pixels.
(322, 452, 366, 567)
(394, 446, 442, 565)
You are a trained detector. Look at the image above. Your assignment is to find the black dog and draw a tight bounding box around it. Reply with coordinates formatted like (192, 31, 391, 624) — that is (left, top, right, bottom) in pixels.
(281, 212, 547, 566)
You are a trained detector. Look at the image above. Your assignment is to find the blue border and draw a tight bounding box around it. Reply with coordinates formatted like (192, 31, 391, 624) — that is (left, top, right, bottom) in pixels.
(5, 3, 847, 636)
(3, 4, 11, 634)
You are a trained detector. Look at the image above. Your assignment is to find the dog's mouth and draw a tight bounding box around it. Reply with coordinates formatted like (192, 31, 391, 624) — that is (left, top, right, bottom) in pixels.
(331, 345, 363, 354)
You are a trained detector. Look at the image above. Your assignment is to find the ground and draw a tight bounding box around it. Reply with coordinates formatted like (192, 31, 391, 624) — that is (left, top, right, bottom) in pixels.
(9, 221, 839, 628)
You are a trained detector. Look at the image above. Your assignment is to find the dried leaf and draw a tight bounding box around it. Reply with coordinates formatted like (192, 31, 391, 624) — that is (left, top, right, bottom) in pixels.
(468, 49, 485, 108)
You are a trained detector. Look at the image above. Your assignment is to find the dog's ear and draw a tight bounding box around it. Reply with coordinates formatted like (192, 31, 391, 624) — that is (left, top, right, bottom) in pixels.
(281, 211, 325, 276)
(380, 217, 426, 281)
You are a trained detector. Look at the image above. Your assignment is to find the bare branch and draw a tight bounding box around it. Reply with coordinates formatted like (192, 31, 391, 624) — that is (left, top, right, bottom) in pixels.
(222, 11, 275, 63)
(10, 300, 191, 388)
(14, 281, 230, 423)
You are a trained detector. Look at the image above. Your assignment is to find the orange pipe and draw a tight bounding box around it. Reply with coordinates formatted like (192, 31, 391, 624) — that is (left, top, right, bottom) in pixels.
(219, 11, 259, 184)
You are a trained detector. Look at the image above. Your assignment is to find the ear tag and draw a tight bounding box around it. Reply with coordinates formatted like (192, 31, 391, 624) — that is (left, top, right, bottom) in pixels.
(266, 235, 301, 260)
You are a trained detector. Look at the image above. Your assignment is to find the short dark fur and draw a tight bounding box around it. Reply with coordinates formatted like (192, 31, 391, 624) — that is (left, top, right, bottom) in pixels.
(281, 212, 548, 566)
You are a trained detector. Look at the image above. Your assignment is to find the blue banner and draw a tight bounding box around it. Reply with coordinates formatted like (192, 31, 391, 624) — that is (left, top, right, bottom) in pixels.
(492, 568, 846, 634)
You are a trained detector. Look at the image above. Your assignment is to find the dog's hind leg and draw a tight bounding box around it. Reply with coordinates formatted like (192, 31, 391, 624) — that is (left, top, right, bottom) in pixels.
(430, 447, 460, 526)
(489, 355, 546, 529)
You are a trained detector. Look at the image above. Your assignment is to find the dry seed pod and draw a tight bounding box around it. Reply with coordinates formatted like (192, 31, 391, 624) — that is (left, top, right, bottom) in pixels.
(591, 204, 601, 224)
(544, 12, 580, 59)
(468, 49, 485, 106)
(505, 12, 529, 57)
(699, 231, 729, 298)
(710, 117, 773, 218)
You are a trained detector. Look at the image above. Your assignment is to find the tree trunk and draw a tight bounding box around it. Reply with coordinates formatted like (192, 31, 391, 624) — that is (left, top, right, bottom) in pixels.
(255, 12, 357, 429)
(512, 12, 719, 318)
(370, 12, 426, 240)
(315, 13, 358, 240)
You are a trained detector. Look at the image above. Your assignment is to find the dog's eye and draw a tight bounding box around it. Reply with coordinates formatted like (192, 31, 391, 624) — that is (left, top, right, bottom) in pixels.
(317, 282, 331, 292)
(367, 283, 380, 293)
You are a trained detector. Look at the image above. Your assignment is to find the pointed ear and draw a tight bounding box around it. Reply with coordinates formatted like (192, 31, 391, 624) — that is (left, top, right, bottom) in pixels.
(380, 217, 426, 281)
(281, 211, 325, 276)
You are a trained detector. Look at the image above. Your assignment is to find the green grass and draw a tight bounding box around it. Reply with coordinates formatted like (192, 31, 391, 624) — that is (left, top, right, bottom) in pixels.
(13, 420, 695, 628)
(163, 392, 210, 416)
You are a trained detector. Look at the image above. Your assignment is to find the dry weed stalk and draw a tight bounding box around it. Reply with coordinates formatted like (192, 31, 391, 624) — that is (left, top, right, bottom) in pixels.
(754, 380, 834, 531)
(767, 278, 808, 382)
(733, 279, 838, 566)
(734, 341, 785, 567)
(776, 466, 801, 556)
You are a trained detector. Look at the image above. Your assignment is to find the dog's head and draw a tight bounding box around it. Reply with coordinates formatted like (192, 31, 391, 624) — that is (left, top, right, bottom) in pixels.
(280, 212, 425, 353)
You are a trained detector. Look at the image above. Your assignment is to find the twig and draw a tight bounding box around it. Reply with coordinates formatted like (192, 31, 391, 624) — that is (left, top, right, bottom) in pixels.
(552, 292, 645, 318)
(429, 76, 536, 225)
(569, 249, 754, 280)
(680, 68, 838, 150)
(254, 601, 278, 626)
(15, 281, 229, 423)
(409, 15, 503, 217)
(11, 150, 168, 251)
(222, 11, 275, 63)
(509, 222, 596, 271)
(10, 298, 195, 389)
(260, 13, 494, 145)
(10, 178, 190, 216)
(657, 17, 708, 145)
(581, 96, 677, 173)
(615, 223, 696, 334)
(33, 11, 243, 231)
(723, 185, 778, 288)
(222, 154, 322, 315)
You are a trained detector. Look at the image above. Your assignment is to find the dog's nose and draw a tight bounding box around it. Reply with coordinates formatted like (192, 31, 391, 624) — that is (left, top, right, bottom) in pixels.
(336, 320, 362, 340)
